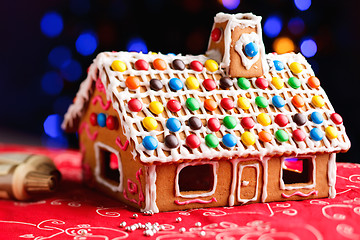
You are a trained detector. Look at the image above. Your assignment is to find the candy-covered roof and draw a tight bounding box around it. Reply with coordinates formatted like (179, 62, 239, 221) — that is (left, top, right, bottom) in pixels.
(62, 51, 350, 164)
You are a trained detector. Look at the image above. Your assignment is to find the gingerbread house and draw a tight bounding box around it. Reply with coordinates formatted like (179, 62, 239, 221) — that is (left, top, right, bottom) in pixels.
(62, 12, 350, 213)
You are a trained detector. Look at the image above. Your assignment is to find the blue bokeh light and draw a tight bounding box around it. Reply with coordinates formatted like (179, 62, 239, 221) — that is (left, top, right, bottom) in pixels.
(127, 38, 148, 53)
(48, 46, 72, 69)
(264, 15, 282, 38)
(43, 114, 63, 138)
(40, 12, 63, 38)
(300, 38, 317, 57)
(294, 0, 311, 11)
(75, 31, 98, 56)
(41, 71, 63, 95)
(288, 17, 305, 35)
(61, 59, 82, 82)
(222, 0, 240, 10)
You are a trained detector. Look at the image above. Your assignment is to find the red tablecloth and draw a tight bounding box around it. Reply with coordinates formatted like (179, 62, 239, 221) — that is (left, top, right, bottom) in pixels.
(0, 144, 359, 239)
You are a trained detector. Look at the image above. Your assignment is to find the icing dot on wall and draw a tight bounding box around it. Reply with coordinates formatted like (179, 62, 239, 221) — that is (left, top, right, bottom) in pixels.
(40, 11, 63, 38)
(48, 46, 72, 69)
(127, 37, 148, 53)
(300, 38, 317, 58)
(41, 71, 63, 95)
(61, 59, 82, 82)
(221, 0, 240, 10)
(288, 17, 305, 35)
(43, 114, 63, 138)
(76, 31, 98, 56)
(294, 0, 311, 11)
(264, 15, 282, 38)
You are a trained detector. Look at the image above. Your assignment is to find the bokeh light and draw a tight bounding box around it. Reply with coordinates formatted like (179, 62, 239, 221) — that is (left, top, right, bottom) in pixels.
(294, 0, 311, 11)
(41, 71, 63, 95)
(40, 12, 63, 38)
(264, 15, 282, 38)
(222, 0, 240, 10)
(75, 31, 98, 56)
(48, 46, 72, 69)
(300, 38, 317, 57)
(43, 114, 63, 138)
(127, 37, 148, 53)
(61, 59, 82, 82)
(273, 37, 295, 54)
(288, 17, 305, 35)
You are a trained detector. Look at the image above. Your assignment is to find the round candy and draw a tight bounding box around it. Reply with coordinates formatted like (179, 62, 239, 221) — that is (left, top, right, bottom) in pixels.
(257, 113, 271, 126)
(190, 60, 203, 72)
(142, 136, 158, 150)
(202, 79, 216, 91)
(290, 62, 304, 74)
(128, 99, 143, 112)
(106, 115, 118, 130)
(293, 113, 307, 126)
(164, 135, 179, 149)
(153, 58, 167, 70)
(274, 114, 289, 127)
(308, 76, 320, 88)
(272, 95, 285, 108)
(150, 79, 163, 91)
(220, 98, 234, 110)
(311, 111, 324, 124)
(125, 76, 140, 90)
(255, 77, 268, 90)
(172, 59, 185, 70)
(312, 95, 325, 108)
(166, 118, 181, 132)
(223, 116, 237, 129)
(211, 27, 222, 42)
(204, 99, 217, 111)
(167, 99, 182, 112)
(330, 113, 343, 125)
(111, 60, 127, 72)
(134, 59, 149, 70)
(271, 77, 284, 90)
(142, 117, 158, 131)
(169, 78, 183, 91)
(241, 117, 255, 129)
(325, 126, 338, 139)
(292, 95, 305, 108)
(259, 131, 272, 143)
(188, 116, 202, 130)
(237, 77, 251, 90)
(310, 128, 323, 141)
(273, 60, 284, 71)
(275, 129, 289, 142)
(207, 118, 221, 132)
(222, 134, 237, 148)
(288, 77, 301, 89)
(241, 131, 256, 146)
(255, 96, 268, 108)
(205, 59, 219, 72)
(90, 113, 97, 126)
(185, 76, 200, 90)
(205, 134, 219, 148)
(244, 42, 259, 57)
(97, 113, 106, 127)
(186, 98, 200, 111)
(149, 101, 164, 115)
(186, 134, 201, 149)
(237, 97, 251, 110)
(292, 129, 306, 142)
(219, 77, 233, 89)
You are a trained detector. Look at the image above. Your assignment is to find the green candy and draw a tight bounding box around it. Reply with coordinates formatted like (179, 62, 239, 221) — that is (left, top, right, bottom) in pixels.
(205, 134, 219, 148)
(288, 77, 301, 89)
(275, 129, 289, 142)
(223, 116, 237, 129)
(186, 98, 200, 111)
(255, 96, 268, 108)
(237, 77, 251, 90)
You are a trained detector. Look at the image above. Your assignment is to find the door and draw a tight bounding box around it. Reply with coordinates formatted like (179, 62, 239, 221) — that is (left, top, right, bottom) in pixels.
(237, 163, 260, 203)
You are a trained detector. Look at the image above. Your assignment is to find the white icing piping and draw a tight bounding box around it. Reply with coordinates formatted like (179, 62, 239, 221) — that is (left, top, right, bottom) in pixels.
(234, 32, 260, 70)
(261, 157, 269, 202)
(328, 153, 337, 198)
(142, 165, 158, 213)
(237, 163, 260, 203)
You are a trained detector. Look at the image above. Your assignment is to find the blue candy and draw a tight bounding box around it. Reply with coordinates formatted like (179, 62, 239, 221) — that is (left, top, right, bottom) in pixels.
(311, 111, 324, 124)
(142, 136, 158, 150)
(273, 60, 284, 71)
(97, 113, 106, 127)
(222, 134, 237, 148)
(244, 42, 259, 58)
(310, 128, 323, 141)
(272, 95, 285, 108)
(169, 78, 183, 91)
(166, 118, 181, 132)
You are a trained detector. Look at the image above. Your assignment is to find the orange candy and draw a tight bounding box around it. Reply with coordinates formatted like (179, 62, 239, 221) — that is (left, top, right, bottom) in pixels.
(204, 99, 217, 111)
(153, 58, 167, 70)
(308, 76, 320, 88)
(292, 95, 305, 108)
(259, 131, 272, 142)
(125, 76, 140, 90)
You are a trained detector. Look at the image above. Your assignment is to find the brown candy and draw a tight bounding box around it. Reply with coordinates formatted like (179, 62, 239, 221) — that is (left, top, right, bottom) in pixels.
(188, 116, 202, 130)
(150, 79, 163, 91)
(172, 59, 185, 70)
(293, 113, 307, 126)
(219, 77, 233, 89)
(164, 135, 179, 148)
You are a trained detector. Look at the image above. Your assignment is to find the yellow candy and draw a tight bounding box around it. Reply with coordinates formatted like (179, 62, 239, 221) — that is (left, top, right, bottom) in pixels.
(237, 97, 250, 110)
(149, 101, 164, 115)
(111, 60, 127, 72)
(325, 126, 338, 139)
(142, 117, 158, 131)
(312, 95, 325, 108)
(271, 77, 284, 90)
(257, 113, 271, 126)
(241, 131, 256, 146)
(289, 62, 304, 74)
(185, 76, 200, 90)
(205, 59, 219, 72)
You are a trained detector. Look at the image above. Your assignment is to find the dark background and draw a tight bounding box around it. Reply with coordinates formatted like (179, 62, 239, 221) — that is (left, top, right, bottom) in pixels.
(0, 0, 359, 163)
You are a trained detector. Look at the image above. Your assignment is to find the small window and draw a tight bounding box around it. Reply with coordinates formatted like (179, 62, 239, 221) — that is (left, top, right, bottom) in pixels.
(282, 158, 312, 184)
(100, 149, 120, 183)
(179, 164, 214, 192)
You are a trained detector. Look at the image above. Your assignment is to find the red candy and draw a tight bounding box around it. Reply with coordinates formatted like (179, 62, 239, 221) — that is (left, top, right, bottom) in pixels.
(134, 59, 149, 70)
(241, 117, 255, 129)
(128, 99, 143, 112)
(202, 78, 216, 91)
(211, 28, 222, 42)
(167, 99, 182, 112)
(190, 61, 203, 72)
(106, 115, 118, 130)
(255, 77, 268, 90)
(186, 134, 201, 149)
(330, 113, 343, 125)
(90, 113, 97, 126)
(207, 118, 221, 132)
(220, 98, 234, 110)
(292, 129, 306, 141)
(274, 114, 289, 127)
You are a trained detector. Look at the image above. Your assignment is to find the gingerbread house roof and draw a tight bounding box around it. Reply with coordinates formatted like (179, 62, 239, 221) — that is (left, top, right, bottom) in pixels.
(62, 50, 350, 164)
